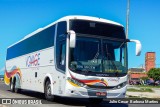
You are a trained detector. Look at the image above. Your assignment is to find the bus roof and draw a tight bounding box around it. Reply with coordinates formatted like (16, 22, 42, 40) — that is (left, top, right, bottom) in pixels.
(8, 15, 123, 48)
(57, 15, 122, 26)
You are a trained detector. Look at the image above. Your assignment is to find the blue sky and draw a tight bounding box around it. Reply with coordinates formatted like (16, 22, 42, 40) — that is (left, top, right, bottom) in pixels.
(0, 0, 160, 75)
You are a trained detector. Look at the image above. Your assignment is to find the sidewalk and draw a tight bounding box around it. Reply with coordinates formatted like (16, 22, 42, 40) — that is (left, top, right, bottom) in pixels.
(126, 91, 160, 98)
(126, 85, 160, 98)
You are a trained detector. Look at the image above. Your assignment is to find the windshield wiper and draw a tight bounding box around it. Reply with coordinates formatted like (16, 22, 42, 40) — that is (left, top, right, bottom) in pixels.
(105, 45, 118, 76)
(83, 70, 92, 75)
(93, 44, 99, 60)
(107, 53, 119, 76)
(106, 53, 117, 69)
(74, 67, 92, 75)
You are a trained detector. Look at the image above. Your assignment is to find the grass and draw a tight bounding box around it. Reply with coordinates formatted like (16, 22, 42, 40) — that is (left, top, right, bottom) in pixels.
(134, 85, 160, 88)
(127, 95, 160, 99)
(127, 88, 153, 92)
(127, 95, 147, 98)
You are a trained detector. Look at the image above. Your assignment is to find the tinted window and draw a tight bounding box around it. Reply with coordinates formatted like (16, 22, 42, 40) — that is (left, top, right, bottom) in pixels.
(57, 21, 67, 36)
(69, 36, 128, 76)
(70, 20, 126, 39)
(6, 25, 55, 60)
(70, 38, 99, 61)
(59, 40, 66, 71)
(56, 21, 67, 72)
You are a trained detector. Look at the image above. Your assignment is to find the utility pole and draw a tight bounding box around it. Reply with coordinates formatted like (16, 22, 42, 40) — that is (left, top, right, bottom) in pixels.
(126, 0, 130, 39)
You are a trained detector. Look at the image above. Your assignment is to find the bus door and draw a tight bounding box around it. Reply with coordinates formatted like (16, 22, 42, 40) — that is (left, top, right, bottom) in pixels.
(55, 21, 67, 95)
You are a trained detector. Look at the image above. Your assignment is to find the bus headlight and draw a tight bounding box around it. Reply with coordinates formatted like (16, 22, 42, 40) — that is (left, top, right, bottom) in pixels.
(114, 81, 127, 89)
(67, 77, 85, 87)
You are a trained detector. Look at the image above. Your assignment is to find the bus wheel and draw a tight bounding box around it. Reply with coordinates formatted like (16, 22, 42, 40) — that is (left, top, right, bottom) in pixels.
(14, 79, 21, 93)
(10, 79, 15, 92)
(45, 81, 54, 101)
(89, 98, 103, 104)
(10, 78, 21, 93)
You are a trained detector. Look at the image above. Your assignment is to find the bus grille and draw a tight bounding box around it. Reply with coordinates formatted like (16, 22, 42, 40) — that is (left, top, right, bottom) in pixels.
(87, 85, 114, 89)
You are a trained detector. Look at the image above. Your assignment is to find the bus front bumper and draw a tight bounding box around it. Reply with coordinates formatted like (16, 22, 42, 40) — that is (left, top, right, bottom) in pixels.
(64, 85, 127, 98)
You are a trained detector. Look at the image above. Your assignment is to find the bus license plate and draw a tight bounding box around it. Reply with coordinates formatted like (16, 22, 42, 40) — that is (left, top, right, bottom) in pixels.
(96, 92, 107, 96)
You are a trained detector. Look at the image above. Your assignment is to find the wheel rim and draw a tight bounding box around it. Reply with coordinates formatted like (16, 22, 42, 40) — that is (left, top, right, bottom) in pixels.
(10, 82, 13, 90)
(47, 84, 51, 96)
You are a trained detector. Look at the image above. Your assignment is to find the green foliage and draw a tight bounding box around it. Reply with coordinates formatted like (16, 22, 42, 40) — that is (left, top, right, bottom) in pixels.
(147, 68, 160, 81)
(140, 76, 149, 81)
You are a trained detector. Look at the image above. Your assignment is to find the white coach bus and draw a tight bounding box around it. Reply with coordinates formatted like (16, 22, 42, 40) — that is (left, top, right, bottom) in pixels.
(4, 16, 141, 102)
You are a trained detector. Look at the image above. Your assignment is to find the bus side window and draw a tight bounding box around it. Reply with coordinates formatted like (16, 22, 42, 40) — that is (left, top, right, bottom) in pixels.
(60, 41, 66, 66)
(56, 21, 67, 72)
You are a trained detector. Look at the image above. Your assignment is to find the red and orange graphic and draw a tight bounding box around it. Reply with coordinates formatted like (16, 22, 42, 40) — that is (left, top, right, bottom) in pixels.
(68, 72, 108, 87)
(4, 66, 22, 85)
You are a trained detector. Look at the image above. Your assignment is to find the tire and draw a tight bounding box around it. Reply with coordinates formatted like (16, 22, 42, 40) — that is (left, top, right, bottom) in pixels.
(15, 87, 21, 93)
(89, 98, 103, 104)
(10, 78, 21, 93)
(44, 81, 54, 101)
(10, 79, 15, 92)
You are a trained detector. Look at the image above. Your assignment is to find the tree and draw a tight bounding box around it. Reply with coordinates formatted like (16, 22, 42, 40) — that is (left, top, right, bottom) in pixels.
(147, 68, 160, 84)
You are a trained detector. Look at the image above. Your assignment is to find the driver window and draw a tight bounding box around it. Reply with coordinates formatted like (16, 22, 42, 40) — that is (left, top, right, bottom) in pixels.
(60, 41, 66, 66)
(56, 21, 67, 72)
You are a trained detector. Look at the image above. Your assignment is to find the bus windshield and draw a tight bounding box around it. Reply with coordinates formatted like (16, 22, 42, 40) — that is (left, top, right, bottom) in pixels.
(69, 35, 128, 75)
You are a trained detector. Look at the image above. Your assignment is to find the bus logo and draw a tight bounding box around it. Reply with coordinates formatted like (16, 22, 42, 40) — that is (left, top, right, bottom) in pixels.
(26, 53, 40, 67)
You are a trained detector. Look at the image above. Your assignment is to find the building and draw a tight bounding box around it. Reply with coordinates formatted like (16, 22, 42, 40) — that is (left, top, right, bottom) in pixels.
(128, 52, 156, 84)
(129, 68, 145, 72)
(128, 68, 147, 82)
(145, 52, 156, 72)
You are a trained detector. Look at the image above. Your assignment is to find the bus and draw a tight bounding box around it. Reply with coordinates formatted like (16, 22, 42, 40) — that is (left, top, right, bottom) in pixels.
(4, 15, 141, 102)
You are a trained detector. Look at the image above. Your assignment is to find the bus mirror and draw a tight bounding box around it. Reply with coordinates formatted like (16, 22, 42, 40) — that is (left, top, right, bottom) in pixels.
(130, 39, 142, 56)
(68, 30, 76, 48)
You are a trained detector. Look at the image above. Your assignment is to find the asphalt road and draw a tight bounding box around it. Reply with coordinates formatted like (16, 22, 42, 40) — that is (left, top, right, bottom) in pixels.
(0, 82, 159, 107)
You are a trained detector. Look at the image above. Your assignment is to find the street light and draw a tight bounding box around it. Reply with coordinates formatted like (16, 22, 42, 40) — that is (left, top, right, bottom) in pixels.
(126, 0, 130, 39)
